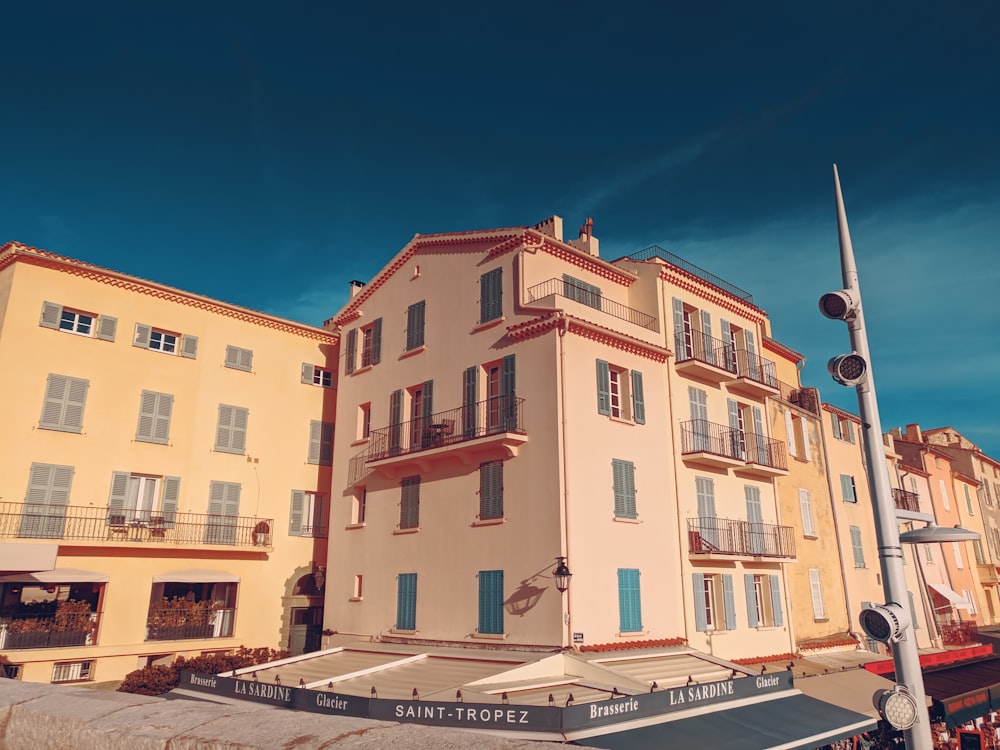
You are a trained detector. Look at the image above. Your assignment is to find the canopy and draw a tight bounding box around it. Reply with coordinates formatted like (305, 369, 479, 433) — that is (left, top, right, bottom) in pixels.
(152, 570, 240, 583)
(572, 694, 876, 750)
(921, 658, 1000, 727)
(0, 542, 58, 573)
(0, 568, 110, 584)
(928, 583, 973, 610)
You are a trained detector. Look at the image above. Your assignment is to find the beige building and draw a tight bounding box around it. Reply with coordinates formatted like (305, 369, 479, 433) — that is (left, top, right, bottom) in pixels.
(324, 217, 798, 662)
(0, 242, 337, 683)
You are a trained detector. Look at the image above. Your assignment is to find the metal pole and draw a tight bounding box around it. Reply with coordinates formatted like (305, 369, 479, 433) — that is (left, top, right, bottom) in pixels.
(832, 164, 932, 750)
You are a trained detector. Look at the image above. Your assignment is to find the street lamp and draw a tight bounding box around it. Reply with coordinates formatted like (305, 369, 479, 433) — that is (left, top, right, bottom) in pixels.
(553, 557, 572, 593)
(820, 164, 933, 750)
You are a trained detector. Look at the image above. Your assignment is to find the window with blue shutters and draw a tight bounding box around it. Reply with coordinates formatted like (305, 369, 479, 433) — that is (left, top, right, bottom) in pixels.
(406, 301, 426, 351)
(478, 570, 504, 634)
(400, 476, 420, 530)
(612, 459, 637, 519)
(479, 462, 503, 520)
(480, 268, 503, 323)
(595, 359, 645, 424)
(396, 573, 417, 631)
(617, 568, 642, 632)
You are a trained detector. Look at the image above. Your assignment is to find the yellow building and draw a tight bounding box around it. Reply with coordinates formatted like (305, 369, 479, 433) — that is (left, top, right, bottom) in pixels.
(0, 242, 337, 684)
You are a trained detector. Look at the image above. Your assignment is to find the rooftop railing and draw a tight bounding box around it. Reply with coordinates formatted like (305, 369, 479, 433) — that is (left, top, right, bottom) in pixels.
(774, 382, 821, 416)
(626, 245, 754, 304)
(526, 278, 659, 331)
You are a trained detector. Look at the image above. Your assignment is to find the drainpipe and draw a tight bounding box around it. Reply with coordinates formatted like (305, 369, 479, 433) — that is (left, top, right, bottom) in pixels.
(556, 312, 572, 649)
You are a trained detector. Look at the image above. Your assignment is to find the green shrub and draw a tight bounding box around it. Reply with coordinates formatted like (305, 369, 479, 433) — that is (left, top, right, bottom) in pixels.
(117, 646, 290, 696)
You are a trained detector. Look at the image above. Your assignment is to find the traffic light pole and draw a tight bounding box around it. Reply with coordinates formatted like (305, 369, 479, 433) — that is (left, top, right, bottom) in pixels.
(829, 165, 932, 749)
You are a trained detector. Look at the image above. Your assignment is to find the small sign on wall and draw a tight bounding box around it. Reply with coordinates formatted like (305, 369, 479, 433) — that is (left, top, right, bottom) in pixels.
(573, 632, 584, 644)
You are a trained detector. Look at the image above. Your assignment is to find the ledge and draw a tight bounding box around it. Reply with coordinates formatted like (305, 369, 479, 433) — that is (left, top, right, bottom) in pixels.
(471, 316, 506, 334)
(472, 517, 506, 527)
(398, 345, 426, 360)
(392, 528, 420, 535)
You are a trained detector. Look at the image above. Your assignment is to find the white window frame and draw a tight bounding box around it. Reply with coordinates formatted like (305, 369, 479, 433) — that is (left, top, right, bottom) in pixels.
(59, 309, 95, 336)
(148, 329, 178, 353)
(313, 367, 334, 388)
(808, 568, 826, 619)
(51, 660, 94, 683)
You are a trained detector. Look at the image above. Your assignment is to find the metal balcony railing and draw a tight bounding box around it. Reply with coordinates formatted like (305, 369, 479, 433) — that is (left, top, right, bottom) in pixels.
(939, 620, 979, 647)
(0, 502, 273, 549)
(0, 612, 101, 650)
(367, 397, 526, 462)
(687, 517, 796, 558)
(526, 278, 658, 331)
(774, 381, 821, 416)
(680, 420, 788, 471)
(672, 332, 777, 389)
(626, 245, 754, 304)
(892, 488, 920, 512)
(145, 607, 236, 641)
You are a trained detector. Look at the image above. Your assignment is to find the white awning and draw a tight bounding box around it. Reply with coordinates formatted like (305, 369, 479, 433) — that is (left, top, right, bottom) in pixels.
(152, 570, 241, 583)
(0, 568, 110, 584)
(928, 582, 973, 610)
(0, 542, 58, 573)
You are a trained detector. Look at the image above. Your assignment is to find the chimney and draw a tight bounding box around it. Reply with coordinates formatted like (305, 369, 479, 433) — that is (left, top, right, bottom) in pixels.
(532, 216, 563, 241)
(349, 280, 365, 298)
(904, 423, 923, 443)
(568, 217, 600, 257)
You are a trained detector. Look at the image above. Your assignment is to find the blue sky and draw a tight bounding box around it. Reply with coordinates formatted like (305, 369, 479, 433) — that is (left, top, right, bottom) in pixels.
(3, 2, 998, 457)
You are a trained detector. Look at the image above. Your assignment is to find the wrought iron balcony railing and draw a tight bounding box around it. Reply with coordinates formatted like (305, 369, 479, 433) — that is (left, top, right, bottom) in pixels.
(366, 397, 526, 462)
(892, 488, 920, 512)
(0, 612, 101, 650)
(526, 278, 658, 331)
(939, 620, 979, 647)
(626, 245, 755, 304)
(680, 419, 788, 471)
(0, 502, 273, 549)
(145, 607, 236, 641)
(672, 332, 777, 389)
(774, 381, 821, 416)
(687, 517, 796, 558)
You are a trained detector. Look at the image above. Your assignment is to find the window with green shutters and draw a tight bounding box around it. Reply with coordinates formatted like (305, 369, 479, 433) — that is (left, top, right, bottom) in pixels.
(480, 268, 502, 323)
(39, 301, 116, 341)
(107, 472, 179, 528)
(205, 481, 240, 545)
(477, 570, 504, 634)
(617, 568, 642, 632)
(344, 328, 358, 374)
(396, 573, 417, 631)
(595, 360, 645, 424)
(841, 474, 857, 503)
(133, 323, 197, 358)
(400, 476, 420, 529)
(562, 274, 601, 309)
(289, 490, 326, 537)
(307, 420, 334, 466)
(214, 404, 248, 454)
(744, 574, 783, 627)
(20, 462, 74, 538)
(39, 374, 89, 433)
(360, 318, 382, 367)
(135, 391, 173, 444)
(849, 525, 865, 567)
(612, 459, 637, 519)
(224, 345, 253, 372)
(479, 461, 503, 520)
(406, 301, 426, 350)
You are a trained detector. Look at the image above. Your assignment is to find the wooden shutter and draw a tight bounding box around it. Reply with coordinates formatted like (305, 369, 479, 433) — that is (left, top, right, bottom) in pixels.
(289, 489, 305, 535)
(769, 575, 783, 626)
(671, 298, 685, 351)
(612, 459, 636, 519)
(40, 301, 62, 329)
(720, 319, 734, 371)
(396, 573, 417, 630)
(596, 360, 611, 415)
(345, 328, 357, 374)
(478, 570, 504, 634)
(744, 575, 759, 627)
(21, 463, 72, 538)
(841, 474, 855, 502)
(137, 391, 172, 444)
(617, 569, 642, 632)
(463, 366, 478, 438)
(480, 268, 502, 323)
(723, 574, 736, 630)
(40, 374, 88, 432)
(693, 573, 708, 631)
(809, 569, 825, 619)
(96, 315, 117, 342)
(400, 477, 420, 529)
(370, 318, 382, 364)
(846, 419, 856, 443)
(106, 471, 130, 526)
(308, 421, 323, 464)
(479, 461, 503, 519)
(784, 410, 797, 457)
(301, 363, 316, 384)
(161, 476, 180, 528)
(179, 334, 198, 359)
(501, 354, 516, 430)
(831, 412, 842, 439)
(630, 370, 645, 424)
(699, 310, 714, 363)
(225, 345, 252, 371)
(216, 405, 248, 453)
(799, 489, 815, 536)
(850, 526, 864, 566)
(406, 301, 425, 350)
(389, 389, 403, 455)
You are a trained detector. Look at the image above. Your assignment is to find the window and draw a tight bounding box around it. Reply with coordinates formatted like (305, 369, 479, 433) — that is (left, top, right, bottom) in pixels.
(799, 489, 816, 537)
(841, 474, 857, 503)
(409, 381, 433, 450)
(940, 479, 950, 510)
(617, 568, 643, 632)
(695, 476, 717, 548)
(352, 487, 367, 525)
(745, 574, 783, 628)
(307, 420, 333, 465)
(693, 573, 735, 631)
(477, 570, 504, 634)
(479, 268, 503, 323)
(147, 581, 236, 640)
(344, 328, 358, 375)
(406, 301, 426, 350)
(20, 463, 74, 538)
(784, 410, 811, 461)
(224, 345, 253, 372)
(965, 484, 975, 515)
(479, 461, 503, 520)
(396, 573, 417, 630)
(361, 318, 382, 367)
(301, 363, 334, 388)
(953, 541, 964, 568)
(924, 543, 934, 563)
(596, 360, 645, 424)
(973, 538, 986, 565)
(808, 569, 826, 619)
(214, 404, 248, 454)
(134, 323, 197, 358)
(289, 490, 326, 537)
(399, 476, 420, 530)
(671, 298, 717, 364)
(688, 387, 710, 451)
(1, 663, 22, 680)
(40, 301, 116, 341)
(612, 459, 637, 519)
(39, 373, 89, 433)
(745, 485, 765, 554)
(831, 412, 856, 443)
(107, 472, 179, 527)
(485, 355, 517, 433)
(962, 589, 977, 615)
(51, 660, 94, 683)
(135, 391, 173, 444)
(849, 526, 865, 568)
(563, 274, 601, 309)
(353, 575, 363, 600)
(205, 481, 241, 545)
(358, 403, 371, 440)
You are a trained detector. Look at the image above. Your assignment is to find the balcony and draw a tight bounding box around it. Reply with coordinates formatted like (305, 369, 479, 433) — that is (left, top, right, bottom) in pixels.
(526, 278, 658, 331)
(687, 517, 796, 559)
(680, 420, 788, 476)
(0, 502, 274, 550)
(366, 397, 528, 474)
(0, 610, 101, 651)
(892, 488, 920, 512)
(724, 349, 779, 399)
(939, 620, 980, 647)
(673, 331, 738, 385)
(775, 381, 821, 417)
(146, 605, 235, 642)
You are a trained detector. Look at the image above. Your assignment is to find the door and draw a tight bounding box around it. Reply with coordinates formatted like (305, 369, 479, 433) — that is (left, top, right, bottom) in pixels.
(288, 606, 323, 655)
